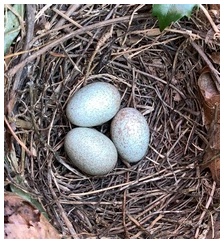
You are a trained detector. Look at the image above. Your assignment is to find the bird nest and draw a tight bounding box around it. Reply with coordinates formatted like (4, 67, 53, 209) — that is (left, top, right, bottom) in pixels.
(4, 4, 220, 239)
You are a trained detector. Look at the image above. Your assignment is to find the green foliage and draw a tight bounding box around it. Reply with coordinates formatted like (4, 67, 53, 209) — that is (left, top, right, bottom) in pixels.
(152, 4, 198, 31)
(4, 4, 24, 55)
(10, 181, 49, 220)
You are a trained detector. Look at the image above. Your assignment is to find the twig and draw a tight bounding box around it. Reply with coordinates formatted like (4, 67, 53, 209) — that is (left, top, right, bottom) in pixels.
(35, 4, 52, 21)
(6, 13, 149, 78)
(122, 172, 130, 238)
(53, 4, 80, 29)
(199, 4, 220, 34)
(85, 26, 113, 81)
(47, 159, 78, 238)
(52, 6, 93, 37)
(191, 41, 220, 92)
(7, 4, 36, 116)
(4, 116, 35, 157)
(195, 181, 216, 238)
(69, 168, 187, 197)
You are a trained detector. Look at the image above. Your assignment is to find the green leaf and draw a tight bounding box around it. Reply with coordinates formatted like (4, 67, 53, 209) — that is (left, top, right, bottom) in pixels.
(152, 4, 198, 31)
(4, 4, 24, 55)
(10, 180, 49, 220)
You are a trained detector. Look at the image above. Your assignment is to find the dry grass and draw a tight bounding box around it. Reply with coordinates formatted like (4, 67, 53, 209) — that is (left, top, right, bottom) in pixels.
(4, 4, 220, 239)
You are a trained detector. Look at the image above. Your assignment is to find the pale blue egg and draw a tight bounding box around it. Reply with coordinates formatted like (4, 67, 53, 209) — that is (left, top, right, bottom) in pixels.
(66, 82, 121, 127)
(64, 127, 118, 176)
(111, 108, 150, 163)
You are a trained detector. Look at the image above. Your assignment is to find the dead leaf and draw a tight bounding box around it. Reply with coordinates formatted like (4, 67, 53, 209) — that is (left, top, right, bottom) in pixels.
(205, 24, 220, 43)
(208, 4, 220, 23)
(210, 52, 220, 65)
(4, 192, 61, 239)
(210, 4, 220, 11)
(198, 70, 220, 185)
(201, 128, 220, 184)
(204, 121, 220, 184)
(207, 155, 220, 184)
(198, 71, 220, 127)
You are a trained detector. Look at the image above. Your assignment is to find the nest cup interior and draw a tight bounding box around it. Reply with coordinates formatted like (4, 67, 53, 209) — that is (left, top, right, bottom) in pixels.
(5, 4, 220, 239)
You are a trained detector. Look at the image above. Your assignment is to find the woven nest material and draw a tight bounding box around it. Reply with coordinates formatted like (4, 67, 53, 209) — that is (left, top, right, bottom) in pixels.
(4, 4, 220, 239)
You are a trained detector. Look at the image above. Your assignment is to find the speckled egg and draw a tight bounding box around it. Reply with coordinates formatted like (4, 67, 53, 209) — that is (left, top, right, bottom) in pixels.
(111, 108, 150, 163)
(64, 127, 118, 176)
(66, 82, 121, 127)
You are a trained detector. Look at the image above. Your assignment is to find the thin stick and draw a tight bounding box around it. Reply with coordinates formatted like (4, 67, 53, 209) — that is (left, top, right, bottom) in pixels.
(52, 6, 93, 37)
(53, 4, 80, 29)
(4, 116, 35, 157)
(191, 41, 220, 92)
(35, 4, 52, 21)
(6, 13, 149, 78)
(195, 181, 216, 238)
(199, 4, 220, 34)
(69, 168, 185, 197)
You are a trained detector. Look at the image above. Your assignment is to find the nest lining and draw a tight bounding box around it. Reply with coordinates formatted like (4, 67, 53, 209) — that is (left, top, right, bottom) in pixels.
(5, 4, 220, 239)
